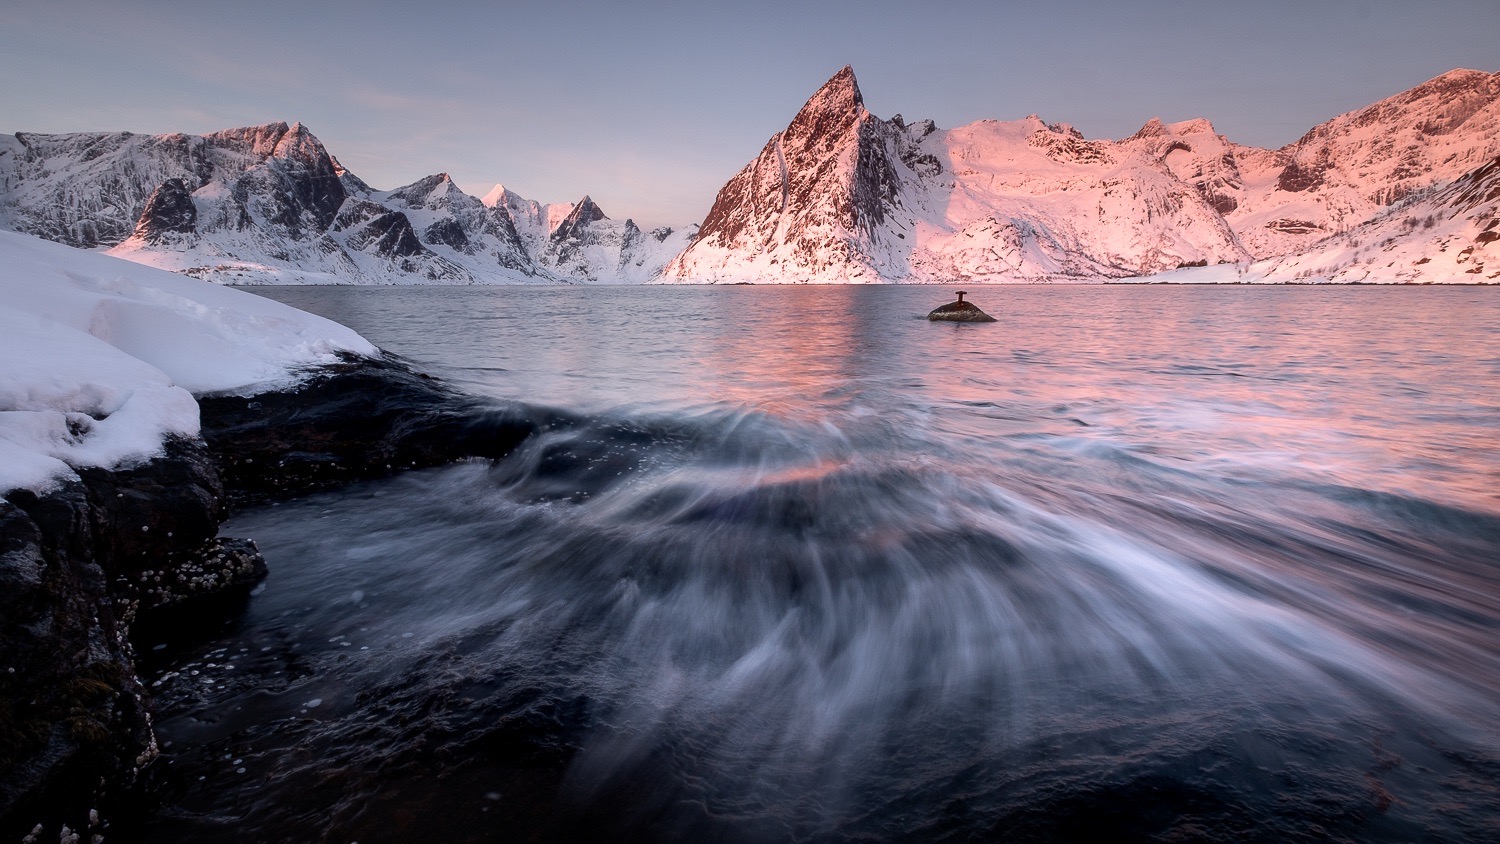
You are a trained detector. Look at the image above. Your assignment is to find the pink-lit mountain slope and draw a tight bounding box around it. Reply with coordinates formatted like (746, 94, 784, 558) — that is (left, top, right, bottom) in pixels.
(1157, 154, 1500, 284)
(664, 66, 1500, 283)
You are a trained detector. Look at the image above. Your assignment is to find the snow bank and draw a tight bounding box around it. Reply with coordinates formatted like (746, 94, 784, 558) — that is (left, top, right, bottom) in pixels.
(0, 230, 377, 494)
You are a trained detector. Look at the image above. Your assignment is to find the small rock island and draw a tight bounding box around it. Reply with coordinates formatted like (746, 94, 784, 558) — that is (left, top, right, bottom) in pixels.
(927, 290, 997, 322)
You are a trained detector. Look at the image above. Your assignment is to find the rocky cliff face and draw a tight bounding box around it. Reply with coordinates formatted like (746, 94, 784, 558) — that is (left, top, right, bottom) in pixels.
(1124, 69, 1500, 261)
(0, 126, 258, 248)
(666, 67, 907, 282)
(665, 66, 1500, 283)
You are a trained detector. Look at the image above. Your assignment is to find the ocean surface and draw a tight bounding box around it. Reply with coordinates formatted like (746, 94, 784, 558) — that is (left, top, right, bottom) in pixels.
(144, 285, 1499, 842)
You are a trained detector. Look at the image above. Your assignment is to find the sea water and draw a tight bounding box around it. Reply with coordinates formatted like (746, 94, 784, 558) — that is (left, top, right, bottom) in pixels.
(143, 285, 1500, 842)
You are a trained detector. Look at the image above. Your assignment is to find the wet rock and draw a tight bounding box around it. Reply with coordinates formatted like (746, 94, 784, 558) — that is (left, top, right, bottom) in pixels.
(198, 353, 539, 506)
(118, 537, 267, 621)
(0, 438, 218, 838)
(927, 290, 998, 322)
(2, 352, 541, 834)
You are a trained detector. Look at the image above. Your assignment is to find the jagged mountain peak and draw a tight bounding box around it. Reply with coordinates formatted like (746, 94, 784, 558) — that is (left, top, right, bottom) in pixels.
(574, 195, 607, 219)
(270, 121, 333, 165)
(815, 65, 862, 106)
(1132, 117, 1170, 140)
(1293, 67, 1500, 149)
(1166, 117, 1217, 136)
(788, 65, 866, 133)
(1130, 117, 1218, 142)
(480, 182, 541, 213)
(668, 62, 909, 281)
(0, 120, 689, 284)
(480, 183, 511, 208)
(203, 122, 295, 157)
(551, 195, 608, 242)
(384, 173, 468, 209)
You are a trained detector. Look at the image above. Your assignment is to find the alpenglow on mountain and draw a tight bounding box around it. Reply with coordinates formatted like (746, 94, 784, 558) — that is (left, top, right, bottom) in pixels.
(664, 66, 1500, 283)
(1, 66, 1496, 283)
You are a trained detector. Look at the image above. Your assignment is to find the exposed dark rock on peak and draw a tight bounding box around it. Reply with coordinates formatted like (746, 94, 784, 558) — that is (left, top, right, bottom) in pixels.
(805, 66, 863, 114)
(332, 199, 427, 260)
(423, 217, 471, 252)
(1029, 129, 1114, 166)
(329, 154, 374, 196)
(1276, 159, 1327, 193)
(675, 64, 907, 279)
(204, 122, 294, 158)
(784, 65, 866, 152)
(248, 123, 346, 233)
(387, 173, 463, 210)
(132, 178, 198, 243)
(550, 195, 608, 243)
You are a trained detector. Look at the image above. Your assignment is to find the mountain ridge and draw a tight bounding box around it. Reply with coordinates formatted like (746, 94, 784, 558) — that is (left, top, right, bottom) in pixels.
(0, 122, 695, 284)
(664, 65, 1499, 284)
(2, 66, 1496, 284)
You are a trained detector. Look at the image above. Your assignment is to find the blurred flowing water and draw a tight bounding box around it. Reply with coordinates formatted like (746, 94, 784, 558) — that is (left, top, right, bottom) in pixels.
(145, 285, 1500, 842)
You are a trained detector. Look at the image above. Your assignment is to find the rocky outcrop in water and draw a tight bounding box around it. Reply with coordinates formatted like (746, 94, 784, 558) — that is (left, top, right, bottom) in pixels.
(927, 291, 998, 322)
(0, 354, 539, 839)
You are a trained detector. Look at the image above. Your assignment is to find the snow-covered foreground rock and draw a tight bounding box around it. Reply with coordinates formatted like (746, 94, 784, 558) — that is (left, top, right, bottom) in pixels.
(665, 66, 1500, 283)
(0, 230, 375, 494)
(0, 231, 540, 837)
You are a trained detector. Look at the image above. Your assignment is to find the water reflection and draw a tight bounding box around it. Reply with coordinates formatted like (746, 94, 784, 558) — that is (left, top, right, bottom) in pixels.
(166, 283, 1500, 841)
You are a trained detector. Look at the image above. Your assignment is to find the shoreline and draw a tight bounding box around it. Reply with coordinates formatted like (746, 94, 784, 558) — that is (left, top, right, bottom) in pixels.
(0, 353, 537, 840)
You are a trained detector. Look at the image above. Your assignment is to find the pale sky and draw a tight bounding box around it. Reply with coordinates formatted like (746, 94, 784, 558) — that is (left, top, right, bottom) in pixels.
(1, 0, 1493, 228)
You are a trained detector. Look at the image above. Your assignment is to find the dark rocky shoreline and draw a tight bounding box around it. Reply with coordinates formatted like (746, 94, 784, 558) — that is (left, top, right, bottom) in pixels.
(0, 354, 538, 840)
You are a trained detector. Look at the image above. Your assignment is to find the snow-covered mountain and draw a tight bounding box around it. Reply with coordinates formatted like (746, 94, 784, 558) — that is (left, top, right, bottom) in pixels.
(0, 122, 694, 284)
(665, 66, 1500, 283)
(3, 66, 1495, 285)
(665, 67, 1248, 283)
(1154, 154, 1500, 284)
(474, 187, 697, 283)
(1121, 68, 1500, 261)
